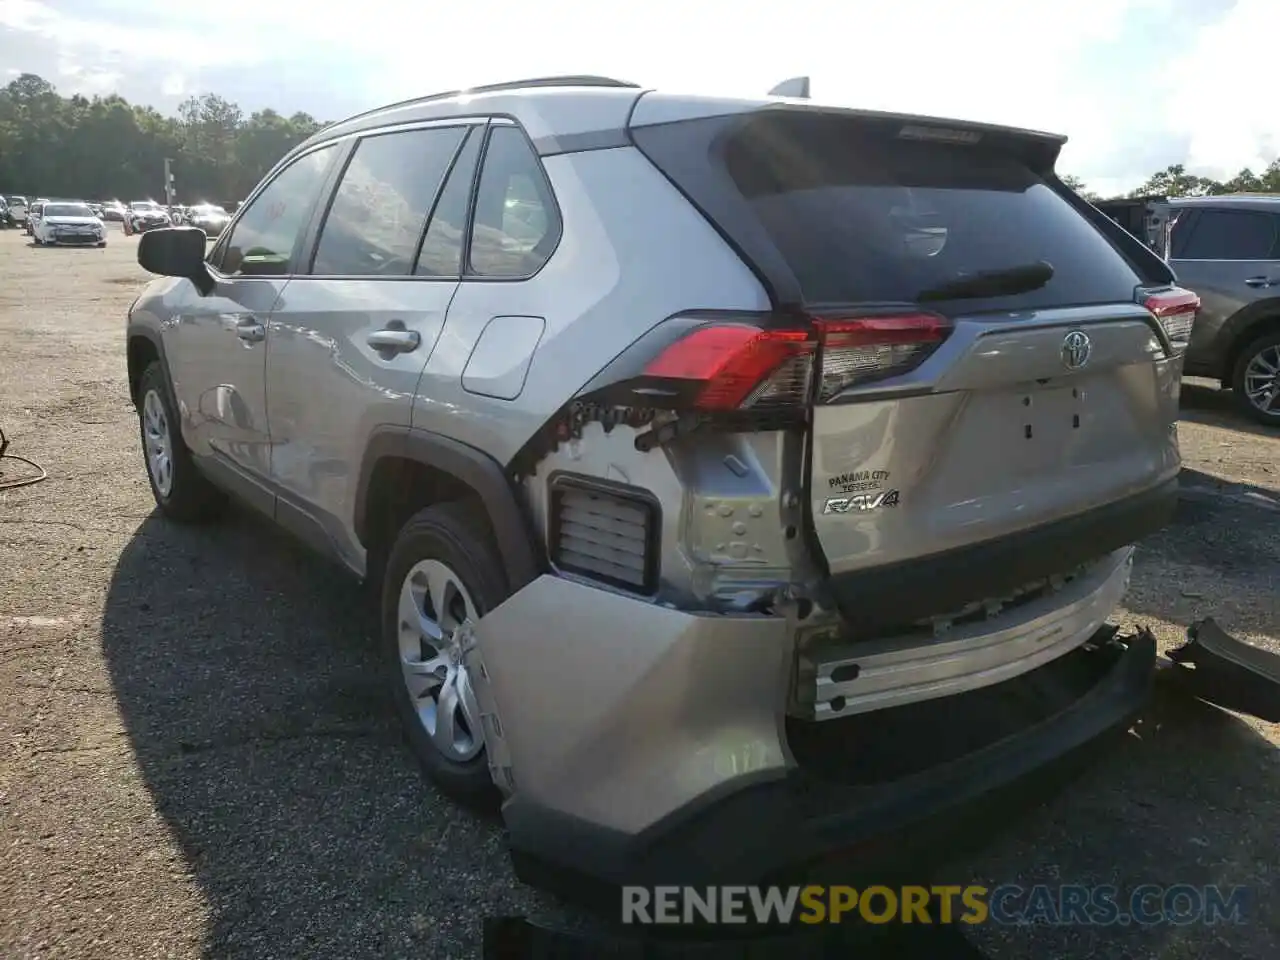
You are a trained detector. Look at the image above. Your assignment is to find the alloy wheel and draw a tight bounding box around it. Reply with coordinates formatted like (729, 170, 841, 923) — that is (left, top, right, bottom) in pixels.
(396, 559, 485, 761)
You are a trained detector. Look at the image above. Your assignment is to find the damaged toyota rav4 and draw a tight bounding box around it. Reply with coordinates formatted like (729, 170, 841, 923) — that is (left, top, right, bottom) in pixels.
(127, 76, 1196, 894)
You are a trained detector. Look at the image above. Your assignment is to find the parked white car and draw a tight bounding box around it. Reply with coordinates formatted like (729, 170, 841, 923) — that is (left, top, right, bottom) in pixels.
(33, 201, 107, 247)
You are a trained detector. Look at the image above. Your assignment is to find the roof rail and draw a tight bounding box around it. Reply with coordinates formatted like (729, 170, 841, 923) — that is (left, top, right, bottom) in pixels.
(329, 75, 641, 130)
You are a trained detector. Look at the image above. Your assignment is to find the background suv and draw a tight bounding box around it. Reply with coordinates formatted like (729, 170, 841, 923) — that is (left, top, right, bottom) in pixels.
(127, 76, 1190, 892)
(1166, 195, 1280, 425)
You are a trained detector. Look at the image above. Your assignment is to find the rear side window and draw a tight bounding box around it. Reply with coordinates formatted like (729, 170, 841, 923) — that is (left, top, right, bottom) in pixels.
(467, 126, 560, 278)
(311, 126, 466, 276)
(1177, 209, 1278, 261)
(636, 113, 1146, 313)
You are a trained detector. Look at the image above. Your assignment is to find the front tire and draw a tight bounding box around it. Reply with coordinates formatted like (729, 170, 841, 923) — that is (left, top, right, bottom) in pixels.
(1231, 331, 1280, 427)
(381, 503, 508, 807)
(136, 362, 225, 521)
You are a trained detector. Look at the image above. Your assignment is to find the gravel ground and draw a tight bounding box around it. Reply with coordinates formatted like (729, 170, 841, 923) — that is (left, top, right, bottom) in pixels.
(0, 226, 1276, 959)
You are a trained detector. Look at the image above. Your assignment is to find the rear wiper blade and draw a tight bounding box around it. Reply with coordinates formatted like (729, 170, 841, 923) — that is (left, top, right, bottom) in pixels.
(917, 260, 1055, 302)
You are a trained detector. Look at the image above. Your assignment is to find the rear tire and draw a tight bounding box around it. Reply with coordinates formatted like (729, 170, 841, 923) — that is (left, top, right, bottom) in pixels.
(381, 502, 507, 808)
(136, 362, 226, 522)
(1230, 332, 1280, 427)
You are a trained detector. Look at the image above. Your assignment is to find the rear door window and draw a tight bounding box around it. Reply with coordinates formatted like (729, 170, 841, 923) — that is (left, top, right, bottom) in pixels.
(311, 126, 466, 277)
(415, 127, 483, 277)
(1177, 209, 1277, 261)
(715, 115, 1142, 312)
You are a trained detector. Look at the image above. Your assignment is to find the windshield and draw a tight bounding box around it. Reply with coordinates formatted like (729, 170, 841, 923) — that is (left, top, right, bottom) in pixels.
(131, 202, 161, 211)
(6, 196, 24, 205)
(193, 205, 227, 216)
(45, 203, 94, 218)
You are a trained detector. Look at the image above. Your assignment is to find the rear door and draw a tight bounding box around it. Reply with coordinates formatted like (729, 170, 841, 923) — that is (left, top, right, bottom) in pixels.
(264, 119, 483, 567)
(631, 105, 1182, 621)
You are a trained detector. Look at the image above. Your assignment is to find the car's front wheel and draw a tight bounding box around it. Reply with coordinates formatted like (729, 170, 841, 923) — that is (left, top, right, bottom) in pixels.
(136, 362, 225, 521)
(1231, 331, 1280, 427)
(382, 503, 507, 806)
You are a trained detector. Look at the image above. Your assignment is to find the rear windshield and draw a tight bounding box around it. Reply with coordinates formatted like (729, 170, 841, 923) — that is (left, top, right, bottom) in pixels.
(640, 112, 1145, 313)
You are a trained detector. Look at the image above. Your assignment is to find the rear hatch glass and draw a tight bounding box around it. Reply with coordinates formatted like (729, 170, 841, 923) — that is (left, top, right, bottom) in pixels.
(714, 112, 1143, 314)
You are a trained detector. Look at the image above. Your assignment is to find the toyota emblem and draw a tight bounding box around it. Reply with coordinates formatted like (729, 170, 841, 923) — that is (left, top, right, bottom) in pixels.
(1061, 330, 1092, 370)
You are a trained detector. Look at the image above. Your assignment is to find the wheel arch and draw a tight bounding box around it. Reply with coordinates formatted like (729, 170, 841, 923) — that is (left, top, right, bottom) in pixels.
(1218, 301, 1280, 381)
(126, 325, 170, 405)
(355, 426, 543, 592)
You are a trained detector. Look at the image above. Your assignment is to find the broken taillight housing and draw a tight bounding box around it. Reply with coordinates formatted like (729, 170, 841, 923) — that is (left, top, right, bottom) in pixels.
(630, 310, 952, 413)
(812, 312, 952, 401)
(1140, 286, 1200, 354)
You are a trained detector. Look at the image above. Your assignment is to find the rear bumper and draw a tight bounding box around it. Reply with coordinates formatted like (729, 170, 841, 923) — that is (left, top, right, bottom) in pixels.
(819, 477, 1178, 630)
(508, 628, 1155, 896)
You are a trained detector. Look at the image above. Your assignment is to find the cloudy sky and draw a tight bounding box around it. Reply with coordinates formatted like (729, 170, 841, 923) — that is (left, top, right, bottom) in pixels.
(0, 0, 1273, 195)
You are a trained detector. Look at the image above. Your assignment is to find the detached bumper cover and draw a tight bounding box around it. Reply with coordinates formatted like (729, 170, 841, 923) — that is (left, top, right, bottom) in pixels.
(505, 630, 1154, 892)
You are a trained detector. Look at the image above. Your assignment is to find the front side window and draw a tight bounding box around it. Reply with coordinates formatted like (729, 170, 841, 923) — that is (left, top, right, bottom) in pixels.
(311, 126, 466, 277)
(467, 126, 560, 278)
(1178, 209, 1278, 261)
(215, 144, 338, 277)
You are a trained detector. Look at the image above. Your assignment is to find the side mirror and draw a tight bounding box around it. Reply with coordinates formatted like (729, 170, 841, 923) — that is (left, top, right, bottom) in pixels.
(138, 226, 214, 295)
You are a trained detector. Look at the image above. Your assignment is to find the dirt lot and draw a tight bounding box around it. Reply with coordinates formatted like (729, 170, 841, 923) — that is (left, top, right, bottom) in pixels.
(0, 225, 1277, 959)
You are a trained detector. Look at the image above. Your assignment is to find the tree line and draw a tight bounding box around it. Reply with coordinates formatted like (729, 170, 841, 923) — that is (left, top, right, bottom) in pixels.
(0, 73, 325, 205)
(1064, 161, 1280, 202)
(2, 72, 1278, 206)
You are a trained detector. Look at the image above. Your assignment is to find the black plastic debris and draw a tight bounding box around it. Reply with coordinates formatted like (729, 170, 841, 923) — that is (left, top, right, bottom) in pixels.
(1164, 618, 1280, 723)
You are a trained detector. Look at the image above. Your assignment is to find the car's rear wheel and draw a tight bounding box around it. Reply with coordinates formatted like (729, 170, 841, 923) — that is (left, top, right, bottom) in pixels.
(381, 503, 506, 807)
(136, 362, 226, 521)
(1231, 331, 1280, 427)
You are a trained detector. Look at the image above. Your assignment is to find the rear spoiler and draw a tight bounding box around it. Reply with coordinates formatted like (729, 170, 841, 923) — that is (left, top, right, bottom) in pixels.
(767, 77, 811, 98)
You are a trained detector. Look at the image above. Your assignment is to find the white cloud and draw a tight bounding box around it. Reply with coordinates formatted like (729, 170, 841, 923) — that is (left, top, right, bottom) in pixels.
(1169, 0, 1279, 179)
(0, 0, 1271, 192)
(160, 72, 189, 98)
(0, 0, 267, 66)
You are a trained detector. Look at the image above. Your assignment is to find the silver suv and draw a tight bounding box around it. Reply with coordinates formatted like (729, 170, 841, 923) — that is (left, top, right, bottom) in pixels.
(127, 76, 1191, 891)
(1166, 195, 1280, 425)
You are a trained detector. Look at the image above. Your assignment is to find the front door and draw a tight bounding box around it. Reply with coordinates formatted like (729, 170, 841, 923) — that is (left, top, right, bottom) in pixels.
(164, 143, 341, 511)
(265, 122, 483, 568)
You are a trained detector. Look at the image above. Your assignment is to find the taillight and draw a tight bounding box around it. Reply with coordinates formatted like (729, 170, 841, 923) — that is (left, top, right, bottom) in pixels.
(633, 311, 951, 412)
(642, 325, 813, 411)
(1141, 286, 1199, 353)
(813, 312, 951, 401)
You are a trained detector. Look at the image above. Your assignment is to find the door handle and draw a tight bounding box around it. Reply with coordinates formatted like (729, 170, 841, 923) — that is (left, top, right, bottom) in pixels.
(235, 318, 265, 342)
(367, 328, 421, 353)
(1244, 277, 1275, 288)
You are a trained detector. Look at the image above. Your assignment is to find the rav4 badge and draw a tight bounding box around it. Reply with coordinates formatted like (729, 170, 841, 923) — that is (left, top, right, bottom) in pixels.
(822, 490, 901, 514)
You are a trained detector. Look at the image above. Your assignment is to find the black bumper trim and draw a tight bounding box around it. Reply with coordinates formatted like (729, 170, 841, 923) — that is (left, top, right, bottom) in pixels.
(508, 631, 1155, 900)
(820, 478, 1178, 631)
